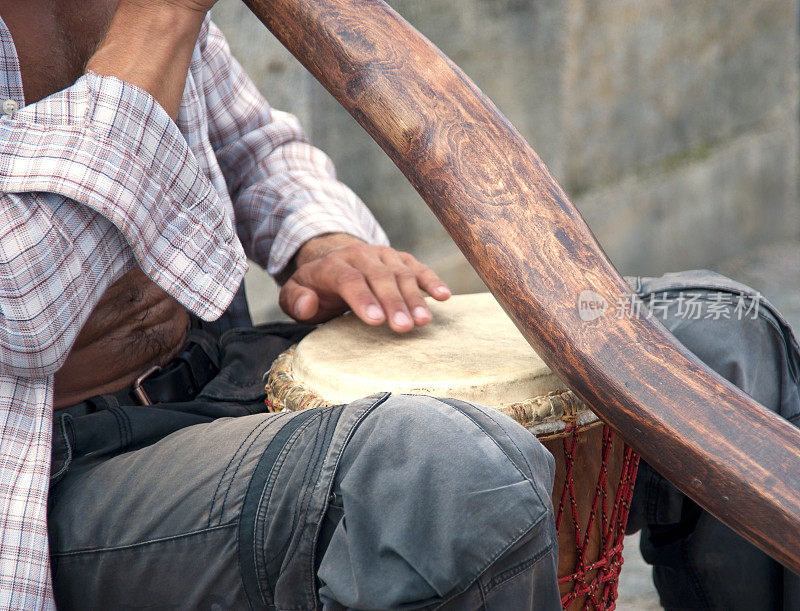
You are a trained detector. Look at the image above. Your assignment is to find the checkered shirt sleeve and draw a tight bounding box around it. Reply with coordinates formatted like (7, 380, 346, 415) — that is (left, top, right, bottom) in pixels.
(0, 67, 246, 610)
(196, 22, 389, 274)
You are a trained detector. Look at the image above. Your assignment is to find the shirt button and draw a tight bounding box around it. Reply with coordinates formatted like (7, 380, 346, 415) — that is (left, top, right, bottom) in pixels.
(3, 99, 18, 116)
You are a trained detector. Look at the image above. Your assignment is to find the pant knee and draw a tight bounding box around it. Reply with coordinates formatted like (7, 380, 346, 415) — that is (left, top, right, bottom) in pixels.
(636, 272, 799, 416)
(317, 394, 556, 607)
(347, 394, 555, 501)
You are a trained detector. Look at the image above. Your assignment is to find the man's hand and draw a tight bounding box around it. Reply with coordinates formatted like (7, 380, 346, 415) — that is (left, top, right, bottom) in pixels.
(279, 234, 451, 333)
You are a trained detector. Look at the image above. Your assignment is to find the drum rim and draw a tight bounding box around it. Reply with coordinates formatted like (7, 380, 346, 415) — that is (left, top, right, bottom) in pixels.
(264, 346, 603, 437)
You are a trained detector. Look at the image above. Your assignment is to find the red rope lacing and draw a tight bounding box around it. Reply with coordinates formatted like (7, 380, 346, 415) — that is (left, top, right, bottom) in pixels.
(556, 424, 639, 610)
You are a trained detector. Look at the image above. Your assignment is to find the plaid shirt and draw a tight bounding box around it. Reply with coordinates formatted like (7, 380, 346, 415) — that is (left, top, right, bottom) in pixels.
(0, 15, 387, 608)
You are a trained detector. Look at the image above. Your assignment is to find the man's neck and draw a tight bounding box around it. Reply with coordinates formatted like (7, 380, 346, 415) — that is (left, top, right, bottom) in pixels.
(0, 0, 116, 104)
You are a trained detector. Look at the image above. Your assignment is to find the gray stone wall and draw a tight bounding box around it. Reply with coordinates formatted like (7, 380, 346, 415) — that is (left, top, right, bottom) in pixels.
(210, 0, 800, 321)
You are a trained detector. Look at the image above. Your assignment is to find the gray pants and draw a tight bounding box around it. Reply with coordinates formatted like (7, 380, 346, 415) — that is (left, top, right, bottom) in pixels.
(627, 270, 800, 611)
(48, 325, 562, 610)
(50, 269, 797, 609)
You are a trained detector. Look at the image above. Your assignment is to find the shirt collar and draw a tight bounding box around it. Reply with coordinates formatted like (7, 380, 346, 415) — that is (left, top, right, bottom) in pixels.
(0, 13, 26, 108)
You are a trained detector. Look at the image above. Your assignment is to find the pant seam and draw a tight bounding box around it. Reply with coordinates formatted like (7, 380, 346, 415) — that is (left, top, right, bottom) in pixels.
(279, 414, 327, 574)
(208, 417, 273, 528)
(484, 536, 557, 593)
(271, 406, 349, 611)
(236, 409, 320, 610)
(492, 417, 537, 480)
(258, 414, 322, 570)
(433, 516, 548, 608)
(255, 416, 321, 606)
(431, 397, 533, 486)
(50, 414, 74, 484)
(437, 396, 540, 483)
(51, 521, 238, 557)
(216, 416, 282, 528)
(458, 398, 540, 481)
(107, 404, 131, 447)
(306, 395, 392, 598)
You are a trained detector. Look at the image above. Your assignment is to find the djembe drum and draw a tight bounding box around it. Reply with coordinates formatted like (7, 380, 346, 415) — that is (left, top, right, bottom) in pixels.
(264, 293, 639, 610)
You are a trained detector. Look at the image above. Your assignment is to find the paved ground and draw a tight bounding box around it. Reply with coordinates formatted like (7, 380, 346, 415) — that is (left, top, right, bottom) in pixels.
(616, 534, 662, 610)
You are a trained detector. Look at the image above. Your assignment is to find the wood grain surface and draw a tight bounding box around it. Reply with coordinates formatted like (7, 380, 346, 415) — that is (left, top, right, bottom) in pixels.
(242, 0, 800, 573)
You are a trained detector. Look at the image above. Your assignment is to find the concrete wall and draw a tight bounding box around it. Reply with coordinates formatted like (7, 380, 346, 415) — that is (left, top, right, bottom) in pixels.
(210, 0, 800, 322)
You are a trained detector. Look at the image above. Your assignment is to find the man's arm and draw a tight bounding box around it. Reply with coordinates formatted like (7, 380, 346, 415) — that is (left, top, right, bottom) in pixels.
(197, 22, 450, 332)
(87, 1, 211, 120)
(0, 0, 243, 374)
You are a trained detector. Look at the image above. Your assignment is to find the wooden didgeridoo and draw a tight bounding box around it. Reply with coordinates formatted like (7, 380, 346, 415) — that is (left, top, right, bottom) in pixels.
(242, 0, 800, 572)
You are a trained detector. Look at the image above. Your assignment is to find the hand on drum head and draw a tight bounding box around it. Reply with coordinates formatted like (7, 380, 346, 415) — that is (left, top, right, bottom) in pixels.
(278, 233, 451, 332)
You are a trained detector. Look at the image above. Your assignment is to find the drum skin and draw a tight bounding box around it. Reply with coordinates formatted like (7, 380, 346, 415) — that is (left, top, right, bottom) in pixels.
(288, 293, 563, 407)
(265, 293, 637, 609)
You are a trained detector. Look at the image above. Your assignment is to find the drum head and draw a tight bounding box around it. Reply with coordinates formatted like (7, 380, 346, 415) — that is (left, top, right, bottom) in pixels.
(291, 292, 565, 406)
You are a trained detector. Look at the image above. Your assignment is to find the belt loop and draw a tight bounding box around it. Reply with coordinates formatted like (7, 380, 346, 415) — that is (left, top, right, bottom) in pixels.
(184, 327, 222, 370)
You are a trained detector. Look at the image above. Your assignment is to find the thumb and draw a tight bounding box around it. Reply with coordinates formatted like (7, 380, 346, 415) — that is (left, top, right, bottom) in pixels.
(279, 280, 319, 321)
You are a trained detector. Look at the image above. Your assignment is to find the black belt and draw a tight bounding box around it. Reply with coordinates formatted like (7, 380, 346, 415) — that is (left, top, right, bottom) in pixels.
(110, 332, 220, 407)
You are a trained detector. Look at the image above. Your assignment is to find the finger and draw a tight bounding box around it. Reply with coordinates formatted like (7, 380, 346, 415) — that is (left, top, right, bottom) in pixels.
(381, 250, 432, 326)
(279, 279, 320, 321)
(348, 254, 414, 332)
(399, 252, 451, 301)
(327, 263, 387, 326)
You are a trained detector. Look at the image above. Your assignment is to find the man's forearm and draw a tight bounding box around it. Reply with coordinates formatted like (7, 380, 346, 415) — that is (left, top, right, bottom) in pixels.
(86, 1, 208, 119)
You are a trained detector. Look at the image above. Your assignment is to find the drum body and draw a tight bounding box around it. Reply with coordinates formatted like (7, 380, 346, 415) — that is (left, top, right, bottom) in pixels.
(265, 293, 638, 610)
